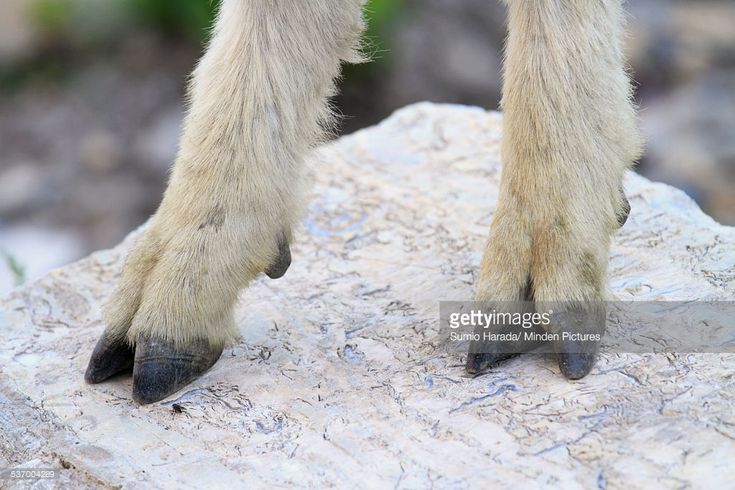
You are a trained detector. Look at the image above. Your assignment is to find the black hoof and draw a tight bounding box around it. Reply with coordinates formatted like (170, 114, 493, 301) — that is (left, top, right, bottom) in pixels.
(465, 326, 544, 376)
(465, 286, 540, 376)
(554, 323, 601, 380)
(265, 234, 291, 279)
(132, 337, 223, 404)
(552, 307, 603, 380)
(85, 332, 134, 384)
(465, 352, 517, 375)
(557, 350, 597, 380)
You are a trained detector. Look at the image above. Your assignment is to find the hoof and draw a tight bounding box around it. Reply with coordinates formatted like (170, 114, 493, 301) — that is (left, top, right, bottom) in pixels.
(264, 234, 291, 279)
(551, 303, 604, 380)
(465, 352, 517, 376)
(132, 337, 223, 404)
(466, 289, 540, 376)
(465, 327, 544, 376)
(557, 351, 597, 380)
(554, 322, 601, 380)
(85, 333, 134, 384)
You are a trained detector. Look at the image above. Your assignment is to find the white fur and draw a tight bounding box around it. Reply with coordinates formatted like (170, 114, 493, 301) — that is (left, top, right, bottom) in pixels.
(104, 0, 366, 348)
(101, 0, 640, 350)
(478, 0, 642, 304)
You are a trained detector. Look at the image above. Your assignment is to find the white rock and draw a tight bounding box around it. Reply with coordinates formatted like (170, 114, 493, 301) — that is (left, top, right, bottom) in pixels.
(1, 104, 733, 488)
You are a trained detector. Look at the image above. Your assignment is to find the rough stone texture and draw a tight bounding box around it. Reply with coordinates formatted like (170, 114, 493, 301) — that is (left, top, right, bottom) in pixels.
(1, 104, 734, 489)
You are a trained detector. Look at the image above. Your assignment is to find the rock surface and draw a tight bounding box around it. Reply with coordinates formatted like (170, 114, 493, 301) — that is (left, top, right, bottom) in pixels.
(1, 104, 734, 488)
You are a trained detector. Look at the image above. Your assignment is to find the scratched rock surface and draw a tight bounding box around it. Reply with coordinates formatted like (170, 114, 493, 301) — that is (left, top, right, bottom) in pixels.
(1, 103, 734, 489)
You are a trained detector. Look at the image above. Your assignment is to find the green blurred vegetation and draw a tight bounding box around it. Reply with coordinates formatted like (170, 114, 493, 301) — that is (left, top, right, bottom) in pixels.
(129, 0, 403, 48)
(31, 0, 215, 41)
(351, 0, 403, 79)
(29, 0, 403, 47)
(363, 0, 403, 58)
(3, 0, 403, 95)
(31, 0, 74, 35)
(27, 0, 403, 62)
(0, 249, 26, 287)
(128, 0, 217, 42)
(128, 0, 404, 68)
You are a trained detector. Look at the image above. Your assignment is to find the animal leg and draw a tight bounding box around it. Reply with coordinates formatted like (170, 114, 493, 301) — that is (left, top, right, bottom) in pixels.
(468, 0, 642, 378)
(86, 0, 366, 403)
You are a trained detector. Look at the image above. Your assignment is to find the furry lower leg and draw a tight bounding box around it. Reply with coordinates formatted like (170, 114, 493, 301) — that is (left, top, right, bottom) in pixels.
(471, 0, 642, 377)
(87, 0, 366, 402)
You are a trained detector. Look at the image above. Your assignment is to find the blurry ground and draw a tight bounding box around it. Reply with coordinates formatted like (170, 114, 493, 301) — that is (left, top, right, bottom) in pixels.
(1, 0, 734, 295)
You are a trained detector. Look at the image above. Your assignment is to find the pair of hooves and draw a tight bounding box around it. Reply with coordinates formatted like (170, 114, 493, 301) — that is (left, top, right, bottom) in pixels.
(465, 351, 596, 380)
(86, 235, 292, 404)
(465, 338, 598, 380)
(85, 334, 222, 404)
(87, 337, 593, 406)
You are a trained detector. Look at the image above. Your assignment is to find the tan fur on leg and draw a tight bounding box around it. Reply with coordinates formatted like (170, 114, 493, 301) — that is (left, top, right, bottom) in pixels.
(104, 0, 366, 349)
(478, 0, 643, 305)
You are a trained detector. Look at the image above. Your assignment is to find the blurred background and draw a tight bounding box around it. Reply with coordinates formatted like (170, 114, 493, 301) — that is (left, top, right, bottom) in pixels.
(1, 0, 734, 295)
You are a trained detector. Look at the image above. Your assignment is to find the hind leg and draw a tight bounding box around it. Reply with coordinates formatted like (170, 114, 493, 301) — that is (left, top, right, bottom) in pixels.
(85, 0, 366, 404)
(467, 0, 642, 378)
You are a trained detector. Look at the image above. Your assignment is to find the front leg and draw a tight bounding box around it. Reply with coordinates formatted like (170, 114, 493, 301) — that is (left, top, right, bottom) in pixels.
(85, 0, 366, 404)
(467, 0, 643, 378)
